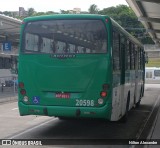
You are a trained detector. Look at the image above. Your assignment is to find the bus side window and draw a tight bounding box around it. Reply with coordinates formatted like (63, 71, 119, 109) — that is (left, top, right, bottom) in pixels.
(38, 36, 43, 52)
(120, 34, 126, 70)
(0, 57, 3, 69)
(69, 44, 76, 53)
(146, 71, 152, 78)
(86, 48, 91, 53)
(126, 40, 130, 70)
(130, 43, 135, 70)
(138, 48, 140, 70)
(25, 33, 39, 51)
(113, 31, 120, 71)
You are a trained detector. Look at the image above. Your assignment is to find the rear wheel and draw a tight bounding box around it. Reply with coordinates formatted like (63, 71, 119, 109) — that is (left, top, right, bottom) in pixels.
(135, 99, 141, 108)
(58, 117, 76, 120)
(120, 110, 128, 123)
(58, 117, 70, 120)
(135, 87, 142, 108)
(120, 92, 130, 123)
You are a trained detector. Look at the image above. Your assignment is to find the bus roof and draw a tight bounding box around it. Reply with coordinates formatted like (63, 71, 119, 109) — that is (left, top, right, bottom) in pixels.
(23, 14, 109, 22)
(111, 18, 143, 48)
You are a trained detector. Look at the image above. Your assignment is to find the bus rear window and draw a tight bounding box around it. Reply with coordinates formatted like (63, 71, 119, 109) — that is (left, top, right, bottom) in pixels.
(23, 19, 107, 54)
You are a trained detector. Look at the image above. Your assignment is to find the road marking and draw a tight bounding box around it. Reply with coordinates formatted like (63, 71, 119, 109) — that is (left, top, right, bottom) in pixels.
(147, 95, 160, 139)
(131, 110, 150, 113)
(8, 118, 58, 139)
(130, 95, 160, 148)
(136, 95, 160, 140)
(12, 108, 18, 110)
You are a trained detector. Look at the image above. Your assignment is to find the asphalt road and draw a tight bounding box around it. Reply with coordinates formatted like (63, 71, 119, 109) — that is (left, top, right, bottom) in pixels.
(0, 84, 160, 147)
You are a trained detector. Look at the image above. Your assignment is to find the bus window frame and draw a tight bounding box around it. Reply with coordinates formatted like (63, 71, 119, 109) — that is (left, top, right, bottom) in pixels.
(112, 28, 121, 71)
(21, 18, 108, 55)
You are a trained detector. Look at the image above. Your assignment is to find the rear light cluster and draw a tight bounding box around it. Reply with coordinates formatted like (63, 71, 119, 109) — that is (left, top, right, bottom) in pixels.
(19, 82, 24, 88)
(20, 89, 26, 95)
(98, 84, 109, 105)
(19, 82, 29, 103)
(100, 91, 107, 97)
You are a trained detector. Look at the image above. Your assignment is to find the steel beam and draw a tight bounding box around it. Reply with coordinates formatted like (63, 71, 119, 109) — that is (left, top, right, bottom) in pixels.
(152, 37, 160, 41)
(136, 0, 160, 3)
(138, 17, 160, 23)
(147, 29, 160, 34)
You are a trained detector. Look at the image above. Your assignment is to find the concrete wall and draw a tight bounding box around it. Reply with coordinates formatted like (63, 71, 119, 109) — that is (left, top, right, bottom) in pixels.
(144, 44, 160, 58)
(0, 69, 11, 78)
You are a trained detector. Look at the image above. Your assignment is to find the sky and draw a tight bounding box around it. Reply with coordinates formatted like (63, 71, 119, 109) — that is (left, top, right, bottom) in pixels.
(0, 0, 128, 12)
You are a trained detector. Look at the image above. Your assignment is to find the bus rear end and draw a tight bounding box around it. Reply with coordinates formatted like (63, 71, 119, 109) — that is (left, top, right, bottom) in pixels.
(18, 15, 112, 120)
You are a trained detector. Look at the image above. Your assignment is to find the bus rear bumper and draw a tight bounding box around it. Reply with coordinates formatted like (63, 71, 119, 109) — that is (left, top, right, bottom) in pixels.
(18, 102, 111, 120)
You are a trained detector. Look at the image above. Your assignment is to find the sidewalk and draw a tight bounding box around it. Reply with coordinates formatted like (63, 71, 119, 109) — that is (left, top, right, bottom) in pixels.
(148, 95, 160, 140)
(0, 86, 18, 103)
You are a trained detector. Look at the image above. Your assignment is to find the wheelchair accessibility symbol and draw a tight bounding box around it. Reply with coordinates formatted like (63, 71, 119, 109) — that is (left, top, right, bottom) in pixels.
(32, 96, 40, 104)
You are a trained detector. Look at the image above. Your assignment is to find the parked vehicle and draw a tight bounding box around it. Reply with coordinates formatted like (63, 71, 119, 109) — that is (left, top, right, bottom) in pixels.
(5, 80, 14, 87)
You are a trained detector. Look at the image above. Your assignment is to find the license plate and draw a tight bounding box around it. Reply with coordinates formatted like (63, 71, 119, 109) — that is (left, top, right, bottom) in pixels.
(55, 93, 70, 99)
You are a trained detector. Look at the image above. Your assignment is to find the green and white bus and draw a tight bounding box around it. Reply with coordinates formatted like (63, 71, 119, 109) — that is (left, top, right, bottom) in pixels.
(18, 14, 145, 121)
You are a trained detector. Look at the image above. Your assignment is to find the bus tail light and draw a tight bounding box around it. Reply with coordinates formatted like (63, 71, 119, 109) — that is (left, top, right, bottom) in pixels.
(102, 84, 109, 90)
(20, 89, 26, 95)
(105, 19, 108, 23)
(100, 91, 107, 97)
(19, 82, 24, 88)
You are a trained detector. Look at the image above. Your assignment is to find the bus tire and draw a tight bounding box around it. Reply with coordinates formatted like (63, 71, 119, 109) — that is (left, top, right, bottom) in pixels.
(58, 117, 69, 120)
(58, 117, 75, 120)
(136, 87, 142, 108)
(136, 100, 141, 108)
(120, 92, 130, 123)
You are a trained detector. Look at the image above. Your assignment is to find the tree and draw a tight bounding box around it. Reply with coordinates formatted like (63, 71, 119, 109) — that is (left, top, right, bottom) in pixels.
(28, 8, 35, 16)
(98, 5, 153, 44)
(60, 10, 70, 14)
(99, 5, 136, 27)
(88, 4, 99, 14)
(3, 11, 12, 17)
(46, 11, 55, 15)
(33, 12, 45, 16)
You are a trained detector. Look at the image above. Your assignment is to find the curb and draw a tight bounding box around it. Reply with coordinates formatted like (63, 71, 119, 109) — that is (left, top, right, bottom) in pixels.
(0, 96, 18, 103)
(146, 95, 160, 140)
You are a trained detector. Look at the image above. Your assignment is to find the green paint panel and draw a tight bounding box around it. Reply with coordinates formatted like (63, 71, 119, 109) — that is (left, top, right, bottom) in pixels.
(18, 14, 113, 120)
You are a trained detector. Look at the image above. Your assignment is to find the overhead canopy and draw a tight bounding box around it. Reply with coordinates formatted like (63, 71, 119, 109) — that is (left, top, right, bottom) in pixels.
(126, 0, 160, 45)
(0, 14, 21, 46)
